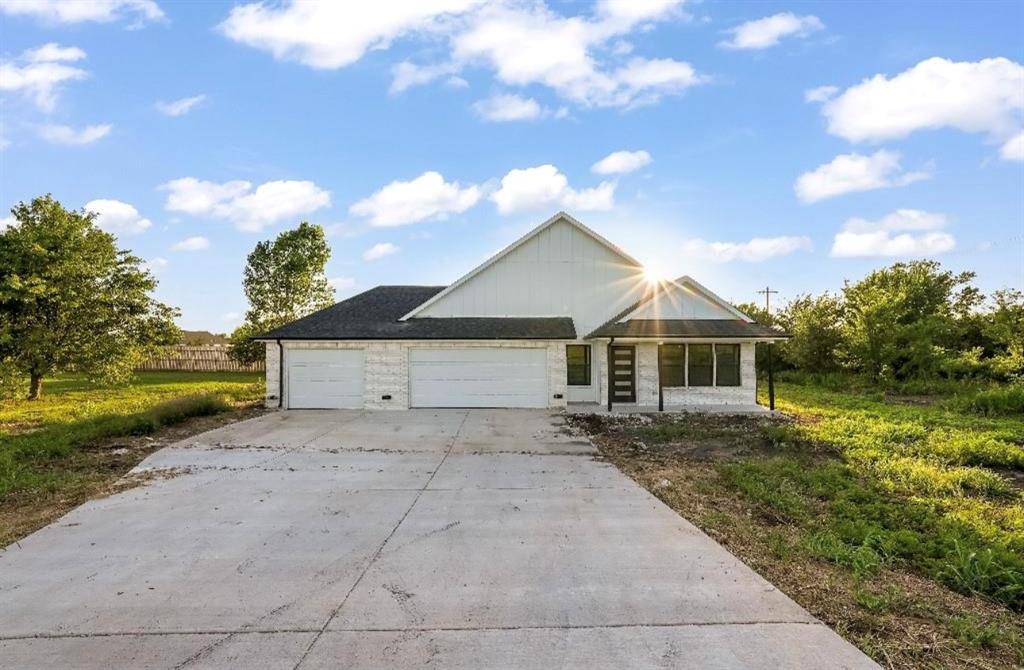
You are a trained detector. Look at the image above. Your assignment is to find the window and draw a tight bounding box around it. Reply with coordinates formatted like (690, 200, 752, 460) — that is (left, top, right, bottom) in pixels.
(659, 344, 685, 387)
(687, 344, 713, 387)
(715, 344, 741, 387)
(566, 344, 591, 386)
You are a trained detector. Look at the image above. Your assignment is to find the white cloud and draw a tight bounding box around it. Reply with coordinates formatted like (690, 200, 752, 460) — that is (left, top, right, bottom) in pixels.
(171, 236, 210, 252)
(155, 94, 206, 117)
(453, 3, 705, 108)
(390, 61, 460, 94)
(680, 236, 812, 262)
(219, 0, 481, 70)
(472, 93, 544, 121)
(84, 198, 152, 235)
(1000, 131, 1024, 161)
(161, 177, 331, 232)
(38, 123, 111, 145)
(831, 209, 955, 257)
(24, 43, 86, 63)
(591, 149, 651, 174)
(0, 0, 163, 24)
(719, 12, 823, 50)
(804, 85, 837, 103)
(794, 150, 930, 203)
(0, 43, 88, 112)
(363, 242, 399, 261)
(0, 215, 17, 230)
(219, 1, 700, 110)
(490, 164, 615, 215)
(328, 276, 357, 296)
(816, 57, 1024, 158)
(144, 256, 168, 273)
(349, 171, 481, 226)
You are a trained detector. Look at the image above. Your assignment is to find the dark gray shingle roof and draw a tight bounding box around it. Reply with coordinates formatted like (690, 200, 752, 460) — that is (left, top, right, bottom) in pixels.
(587, 319, 786, 339)
(256, 286, 577, 340)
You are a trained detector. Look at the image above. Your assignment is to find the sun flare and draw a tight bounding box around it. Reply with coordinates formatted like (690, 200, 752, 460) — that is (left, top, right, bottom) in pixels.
(643, 264, 667, 284)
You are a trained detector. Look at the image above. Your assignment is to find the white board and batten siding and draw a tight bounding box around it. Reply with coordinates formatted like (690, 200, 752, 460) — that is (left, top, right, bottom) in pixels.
(286, 349, 365, 409)
(626, 281, 739, 320)
(414, 218, 648, 338)
(409, 348, 547, 408)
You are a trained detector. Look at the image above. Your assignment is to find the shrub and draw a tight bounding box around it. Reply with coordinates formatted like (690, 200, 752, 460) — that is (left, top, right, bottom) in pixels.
(950, 384, 1024, 417)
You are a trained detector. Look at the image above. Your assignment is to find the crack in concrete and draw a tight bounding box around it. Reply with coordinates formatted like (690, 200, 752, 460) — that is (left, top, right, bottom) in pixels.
(167, 411, 373, 670)
(0, 620, 828, 642)
(291, 410, 471, 670)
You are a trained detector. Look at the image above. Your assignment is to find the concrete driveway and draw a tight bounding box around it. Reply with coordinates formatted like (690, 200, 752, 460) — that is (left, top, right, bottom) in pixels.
(0, 409, 877, 669)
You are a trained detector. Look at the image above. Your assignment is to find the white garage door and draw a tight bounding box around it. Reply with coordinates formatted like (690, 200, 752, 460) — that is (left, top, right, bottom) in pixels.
(409, 348, 548, 408)
(287, 349, 365, 409)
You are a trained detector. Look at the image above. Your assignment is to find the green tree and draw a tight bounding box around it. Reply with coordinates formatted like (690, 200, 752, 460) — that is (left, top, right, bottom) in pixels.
(780, 293, 845, 373)
(981, 288, 1024, 379)
(0, 195, 180, 399)
(734, 301, 791, 371)
(840, 261, 980, 380)
(228, 222, 334, 364)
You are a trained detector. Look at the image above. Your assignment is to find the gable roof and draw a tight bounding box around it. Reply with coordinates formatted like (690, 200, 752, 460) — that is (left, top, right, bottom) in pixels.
(672, 275, 754, 322)
(587, 276, 752, 336)
(399, 211, 642, 321)
(255, 286, 576, 340)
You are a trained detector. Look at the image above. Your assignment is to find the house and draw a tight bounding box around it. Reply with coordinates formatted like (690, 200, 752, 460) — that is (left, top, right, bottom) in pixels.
(255, 212, 784, 410)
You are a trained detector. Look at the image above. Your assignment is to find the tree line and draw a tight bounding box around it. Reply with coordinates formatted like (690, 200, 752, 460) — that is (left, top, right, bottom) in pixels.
(2, 196, 1018, 399)
(736, 261, 1023, 384)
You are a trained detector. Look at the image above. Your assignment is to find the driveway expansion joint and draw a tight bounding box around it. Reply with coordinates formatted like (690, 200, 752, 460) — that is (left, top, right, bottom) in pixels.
(291, 410, 471, 670)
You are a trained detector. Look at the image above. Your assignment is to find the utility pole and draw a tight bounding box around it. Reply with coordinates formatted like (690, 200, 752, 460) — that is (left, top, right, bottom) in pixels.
(756, 286, 779, 411)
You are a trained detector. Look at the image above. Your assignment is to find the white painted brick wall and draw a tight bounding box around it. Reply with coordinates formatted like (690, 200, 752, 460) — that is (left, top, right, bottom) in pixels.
(636, 343, 660, 406)
(662, 342, 757, 405)
(264, 343, 280, 408)
(273, 340, 567, 410)
(268, 340, 757, 409)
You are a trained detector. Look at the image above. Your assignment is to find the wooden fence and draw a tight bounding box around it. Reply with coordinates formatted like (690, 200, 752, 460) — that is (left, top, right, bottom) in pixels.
(138, 345, 264, 372)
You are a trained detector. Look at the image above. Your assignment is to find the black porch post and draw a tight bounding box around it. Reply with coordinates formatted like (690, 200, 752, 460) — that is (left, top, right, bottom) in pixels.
(657, 343, 664, 412)
(767, 341, 775, 411)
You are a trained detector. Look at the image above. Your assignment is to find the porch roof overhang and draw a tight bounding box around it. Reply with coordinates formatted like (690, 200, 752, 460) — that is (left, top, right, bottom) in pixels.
(585, 319, 788, 340)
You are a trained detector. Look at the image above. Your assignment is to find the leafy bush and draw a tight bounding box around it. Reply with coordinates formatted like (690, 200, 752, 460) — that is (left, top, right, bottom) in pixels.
(949, 384, 1024, 417)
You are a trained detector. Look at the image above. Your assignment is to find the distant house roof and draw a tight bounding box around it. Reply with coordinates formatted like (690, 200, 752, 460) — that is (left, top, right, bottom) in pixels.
(587, 319, 786, 339)
(256, 286, 577, 340)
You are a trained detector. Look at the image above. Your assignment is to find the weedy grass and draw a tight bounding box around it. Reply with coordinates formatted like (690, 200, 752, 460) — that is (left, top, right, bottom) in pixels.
(0, 372, 263, 502)
(577, 379, 1024, 668)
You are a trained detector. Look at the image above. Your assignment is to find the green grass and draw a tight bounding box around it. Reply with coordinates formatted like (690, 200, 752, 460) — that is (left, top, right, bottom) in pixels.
(744, 380, 1024, 610)
(0, 371, 263, 502)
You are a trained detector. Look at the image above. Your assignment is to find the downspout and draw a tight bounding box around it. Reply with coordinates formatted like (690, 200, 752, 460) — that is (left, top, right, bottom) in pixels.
(277, 339, 284, 409)
(606, 337, 614, 412)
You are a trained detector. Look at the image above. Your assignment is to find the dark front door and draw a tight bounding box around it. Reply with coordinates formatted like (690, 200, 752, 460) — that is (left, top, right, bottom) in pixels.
(610, 345, 636, 403)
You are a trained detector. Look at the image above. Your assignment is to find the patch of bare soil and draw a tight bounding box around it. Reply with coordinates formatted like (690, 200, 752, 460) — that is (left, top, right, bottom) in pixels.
(0, 404, 266, 548)
(568, 413, 1024, 670)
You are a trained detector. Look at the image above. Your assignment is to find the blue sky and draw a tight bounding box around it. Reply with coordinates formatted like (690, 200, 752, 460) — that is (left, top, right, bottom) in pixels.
(1, 0, 1022, 331)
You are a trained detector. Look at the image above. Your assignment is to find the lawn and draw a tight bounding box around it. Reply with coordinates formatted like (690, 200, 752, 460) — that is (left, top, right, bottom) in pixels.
(1, 371, 264, 546)
(572, 379, 1024, 669)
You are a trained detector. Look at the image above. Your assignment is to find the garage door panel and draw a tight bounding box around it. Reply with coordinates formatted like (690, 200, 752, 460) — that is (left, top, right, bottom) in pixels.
(410, 348, 547, 408)
(288, 349, 365, 409)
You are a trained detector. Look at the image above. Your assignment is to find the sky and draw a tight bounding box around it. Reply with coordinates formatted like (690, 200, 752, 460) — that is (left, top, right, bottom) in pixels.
(1, 0, 1022, 331)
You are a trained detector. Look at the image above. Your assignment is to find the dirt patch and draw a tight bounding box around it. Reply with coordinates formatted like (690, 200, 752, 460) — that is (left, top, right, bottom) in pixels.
(569, 412, 1024, 670)
(1, 404, 266, 548)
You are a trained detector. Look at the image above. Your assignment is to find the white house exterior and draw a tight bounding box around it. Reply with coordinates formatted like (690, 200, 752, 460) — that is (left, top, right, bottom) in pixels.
(257, 212, 784, 411)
